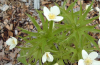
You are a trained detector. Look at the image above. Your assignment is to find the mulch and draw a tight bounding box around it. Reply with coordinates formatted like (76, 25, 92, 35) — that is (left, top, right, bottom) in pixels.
(0, 0, 100, 65)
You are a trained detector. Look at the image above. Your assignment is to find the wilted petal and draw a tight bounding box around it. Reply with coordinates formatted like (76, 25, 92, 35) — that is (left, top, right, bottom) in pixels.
(50, 6, 60, 15)
(6, 38, 13, 45)
(78, 59, 85, 65)
(88, 52, 98, 60)
(53, 16, 63, 22)
(6, 37, 17, 50)
(82, 50, 88, 59)
(42, 53, 47, 63)
(92, 60, 100, 65)
(9, 45, 16, 50)
(12, 37, 17, 44)
(47, 52, 54, 62)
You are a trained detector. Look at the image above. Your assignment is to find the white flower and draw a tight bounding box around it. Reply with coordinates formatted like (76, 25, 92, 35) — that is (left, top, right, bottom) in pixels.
(42, 52, 54, 63)
(85, 4, 93, 11)
(0, 4, 9, 11)
(54, 63, 58, 65)
(99, 9, 100, 21)
(43, 6, 63, 22)
(78, 50, 100, 65)
(95, 7, 100, 12)
(6, 37, 17, 50)
(98, 39, 100, 48)
(95, 7, 100, 21)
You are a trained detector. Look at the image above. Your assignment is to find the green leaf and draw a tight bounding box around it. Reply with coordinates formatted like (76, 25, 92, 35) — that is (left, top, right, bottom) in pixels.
(58, 59, 65, 65)
(36, 10, 48, 31)
(77, 1, 93, 25)
(81, 25, 100, 33)
(26, 14, 41, 32)
(41, 38, 47, 52)
(79, 1, 82, 16)
(84, 32, 99, 49)
(83, 1, 93, 20)
(53, 28, 65, 35)
(49, 21, 53, 33)
(17, 50, 28, 65)
(18, 27, 38, 36)
(66, 0, 77, 12)
(80, 16, 99, 27)
(71, 49, 77, 62)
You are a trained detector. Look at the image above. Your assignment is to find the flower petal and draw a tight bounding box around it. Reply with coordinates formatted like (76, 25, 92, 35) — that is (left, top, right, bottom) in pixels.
(50, 6, 60, 15)
(11, 37, 17, 45)
(42, 53, 47, 63)
(53, 16, 63, 22)
(99, 10, 100, 21)
(6, 37, 17, 46)
(78, 59, 85, 65)
(88, 52, 98, 60)
(98, 39, 100, 45)
(6, 38, 14, 45)
(92, 60, 100, 65)
(95, 7, 100, 12)
(47, 53, 54, 62)
(9, 44, 16, 50)
(82, 50, 88, 59)
(43, 6, 51, 21)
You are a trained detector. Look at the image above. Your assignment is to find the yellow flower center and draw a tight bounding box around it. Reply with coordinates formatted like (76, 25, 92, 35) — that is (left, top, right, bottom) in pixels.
(84, 58, 92, 65)
(46, 53, 49, 58)
(48, 13, 56, 19)
(12, 39, 16, 44)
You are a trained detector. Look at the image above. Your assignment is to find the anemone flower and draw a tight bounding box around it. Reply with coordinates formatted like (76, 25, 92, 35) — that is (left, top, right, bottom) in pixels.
(98, 39, 100, 48)
(6, 37, 17, 50)
(42, 52, 54, 63)
(95, 7, 100, 21)
(43, 6, 63, 22)
(78, 50, 100, 65)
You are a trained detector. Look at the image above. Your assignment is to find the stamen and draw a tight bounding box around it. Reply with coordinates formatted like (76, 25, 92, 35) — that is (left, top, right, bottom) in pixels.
(46, 53, 49, 58)
(84, 58, 92, 65)
(48, 13, 56, 19)
(12, 39, 15, 44)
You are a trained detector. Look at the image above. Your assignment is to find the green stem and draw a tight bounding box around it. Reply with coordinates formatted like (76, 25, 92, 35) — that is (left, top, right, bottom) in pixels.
(49, 21, 53, 33)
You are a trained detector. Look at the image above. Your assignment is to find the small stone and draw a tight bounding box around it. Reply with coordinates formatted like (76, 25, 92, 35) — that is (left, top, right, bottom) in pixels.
(15, 30, 18, 35)
(4, 63, 12, 65)
(0, 4, 9, 11)
(0, 40, 3, 49)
